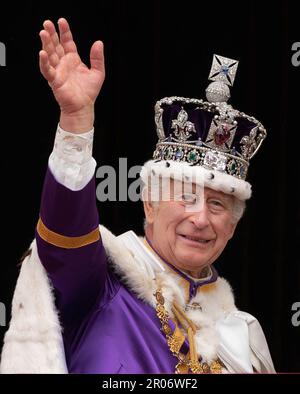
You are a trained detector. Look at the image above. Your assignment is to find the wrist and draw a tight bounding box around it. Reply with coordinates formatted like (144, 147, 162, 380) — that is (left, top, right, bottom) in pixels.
(59, 108, 95, 134)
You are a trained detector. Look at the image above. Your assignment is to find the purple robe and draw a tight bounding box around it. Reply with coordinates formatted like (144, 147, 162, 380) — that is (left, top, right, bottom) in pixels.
(36, 168, 217, 374)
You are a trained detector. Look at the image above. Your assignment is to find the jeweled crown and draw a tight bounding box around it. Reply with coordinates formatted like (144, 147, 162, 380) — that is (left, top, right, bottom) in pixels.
(153, 54, 266, 180)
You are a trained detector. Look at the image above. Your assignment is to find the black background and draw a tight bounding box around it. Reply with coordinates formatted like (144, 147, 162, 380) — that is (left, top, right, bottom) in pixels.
(0, 0, 299, 373)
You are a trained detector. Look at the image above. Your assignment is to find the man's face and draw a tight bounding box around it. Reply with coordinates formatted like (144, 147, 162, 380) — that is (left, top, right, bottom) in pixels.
(143, 180, 237, 276)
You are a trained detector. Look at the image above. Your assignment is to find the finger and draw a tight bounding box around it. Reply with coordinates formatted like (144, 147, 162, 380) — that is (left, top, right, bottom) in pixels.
(90, 41, 105, 74)
(39, 30, 60, 68)
(43, 20, 65, 59)
(39, 50, 56, 84)
(57, 17, 77, 54)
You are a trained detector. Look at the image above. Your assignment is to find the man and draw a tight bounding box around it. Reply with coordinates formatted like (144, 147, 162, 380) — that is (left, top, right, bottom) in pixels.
(0, 18, 275, 374)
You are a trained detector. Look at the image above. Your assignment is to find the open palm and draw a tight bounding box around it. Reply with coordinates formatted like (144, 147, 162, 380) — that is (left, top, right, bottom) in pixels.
(39, 18, 105, 115)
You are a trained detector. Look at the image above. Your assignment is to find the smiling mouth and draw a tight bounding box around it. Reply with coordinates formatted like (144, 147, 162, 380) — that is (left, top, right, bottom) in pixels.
(179, 234, 212, 244)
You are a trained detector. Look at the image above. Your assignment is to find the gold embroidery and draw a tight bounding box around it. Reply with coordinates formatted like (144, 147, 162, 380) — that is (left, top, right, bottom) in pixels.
(162, 323, 172, 335)
(198, 283, 217, 293)
(167, 324, 185, 354)
(37, 217, 100, 249)
(155, 289, 224, 374)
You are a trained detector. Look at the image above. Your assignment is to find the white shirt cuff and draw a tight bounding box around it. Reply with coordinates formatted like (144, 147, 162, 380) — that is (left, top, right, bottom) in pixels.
(48, 124, 97, 191)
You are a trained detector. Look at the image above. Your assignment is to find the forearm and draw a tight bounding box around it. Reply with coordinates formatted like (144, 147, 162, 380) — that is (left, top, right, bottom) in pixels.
(38, 167, 99, 238)
(36, 124, 107, 324)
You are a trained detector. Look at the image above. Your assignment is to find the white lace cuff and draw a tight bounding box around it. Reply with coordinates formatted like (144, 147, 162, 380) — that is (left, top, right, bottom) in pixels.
(48, 124, 97, 191)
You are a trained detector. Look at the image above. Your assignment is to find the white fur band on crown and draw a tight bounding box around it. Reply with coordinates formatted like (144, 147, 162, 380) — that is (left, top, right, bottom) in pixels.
(140, 160, 252, 201)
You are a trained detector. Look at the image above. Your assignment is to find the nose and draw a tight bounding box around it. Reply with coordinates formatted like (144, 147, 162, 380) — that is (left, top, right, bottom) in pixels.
(189, 206, 210, 229)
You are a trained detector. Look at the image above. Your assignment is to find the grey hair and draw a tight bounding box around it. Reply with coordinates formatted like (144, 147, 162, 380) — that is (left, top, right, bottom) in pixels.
(231, 198, 246, 223)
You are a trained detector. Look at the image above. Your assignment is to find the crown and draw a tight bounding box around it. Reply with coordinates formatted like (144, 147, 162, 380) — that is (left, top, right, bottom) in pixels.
(153, 54, 266, 180)
(140, 55, 267, 201)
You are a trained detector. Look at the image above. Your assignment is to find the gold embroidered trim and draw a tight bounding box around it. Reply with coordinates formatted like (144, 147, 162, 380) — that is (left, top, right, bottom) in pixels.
(155, 289, 224, 374)
(37, 217, 100, 249)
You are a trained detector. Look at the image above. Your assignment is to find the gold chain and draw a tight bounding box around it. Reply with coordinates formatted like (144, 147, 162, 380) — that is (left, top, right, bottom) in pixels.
(155, 289, 224, 374)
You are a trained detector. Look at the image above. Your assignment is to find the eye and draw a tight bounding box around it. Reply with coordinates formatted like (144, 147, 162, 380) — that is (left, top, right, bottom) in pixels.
(209, 199, 225, 209)
(211, 200, 222, 206)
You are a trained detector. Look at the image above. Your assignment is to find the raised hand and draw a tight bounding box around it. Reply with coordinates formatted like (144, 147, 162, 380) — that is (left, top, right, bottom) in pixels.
(39, 18, 105, 132)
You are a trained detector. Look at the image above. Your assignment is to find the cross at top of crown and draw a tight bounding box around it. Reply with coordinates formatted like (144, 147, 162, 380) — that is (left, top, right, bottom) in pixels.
(208, 54, 239, 87)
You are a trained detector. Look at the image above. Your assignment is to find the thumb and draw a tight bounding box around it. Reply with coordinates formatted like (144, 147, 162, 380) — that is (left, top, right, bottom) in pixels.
(90, 40, 105, 74)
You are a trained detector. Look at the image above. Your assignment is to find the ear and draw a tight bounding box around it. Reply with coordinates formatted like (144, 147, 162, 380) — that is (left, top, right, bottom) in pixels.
(143, 199, 156, 225)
